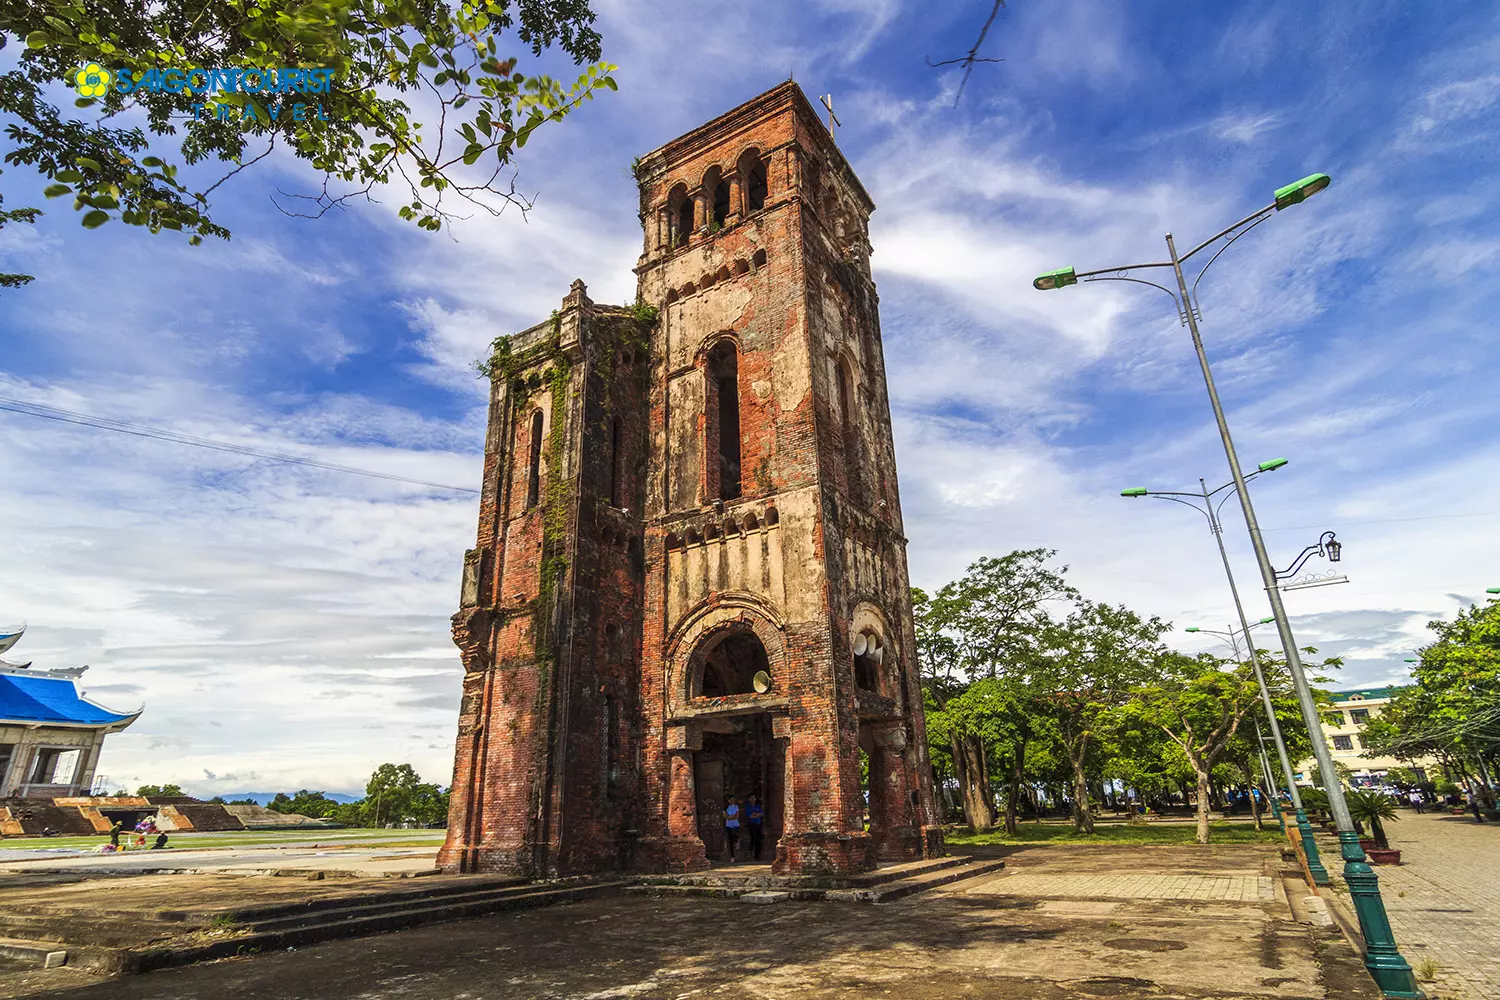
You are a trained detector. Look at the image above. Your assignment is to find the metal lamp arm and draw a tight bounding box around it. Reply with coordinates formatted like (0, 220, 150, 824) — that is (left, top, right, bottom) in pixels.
(1147, 493, 1213, 525)
(1080, 274, 1185, 309)
(1179, 202, 1277, 262)
(1190, 214, 1274, 305)
(1275, 543, 1322, 581)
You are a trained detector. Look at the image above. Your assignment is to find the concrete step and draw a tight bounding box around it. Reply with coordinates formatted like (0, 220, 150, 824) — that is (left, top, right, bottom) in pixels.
(0, 912, 180, 949)
(224, 875, 528, 926)
(0, 937, 68, 969)
(826, 858, 1008, 903)
(238, 880, 571, 934)
(845, 855, 970, 888)
(121, 880, 630, 976)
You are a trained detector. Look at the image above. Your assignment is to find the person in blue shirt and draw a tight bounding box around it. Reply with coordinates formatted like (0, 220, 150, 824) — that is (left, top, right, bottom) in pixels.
(745, 794, 766, 861)
(723, 796, 741, 863)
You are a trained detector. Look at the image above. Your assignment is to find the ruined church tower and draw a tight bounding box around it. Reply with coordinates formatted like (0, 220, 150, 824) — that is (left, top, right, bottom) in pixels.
(440, 83, 943, 877)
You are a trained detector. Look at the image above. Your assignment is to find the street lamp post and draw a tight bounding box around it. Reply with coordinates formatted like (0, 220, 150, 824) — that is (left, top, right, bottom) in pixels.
(1036, 174, 1420, 998)
(1123, 468, 1329, 883)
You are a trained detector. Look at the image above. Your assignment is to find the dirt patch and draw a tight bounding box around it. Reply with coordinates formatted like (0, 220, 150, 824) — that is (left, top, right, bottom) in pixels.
(1103, 937, 1187, 952)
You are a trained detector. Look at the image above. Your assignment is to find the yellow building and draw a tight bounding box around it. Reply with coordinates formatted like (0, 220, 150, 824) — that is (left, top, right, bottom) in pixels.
(1294, 686, 1439, 786)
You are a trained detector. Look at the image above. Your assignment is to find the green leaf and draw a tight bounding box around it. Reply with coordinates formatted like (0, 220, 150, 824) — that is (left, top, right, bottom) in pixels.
(26, 31, 50, 48)
(43, 184, 73, 198)
(80, 210, 110, 229)
(75, 157, 102, 173)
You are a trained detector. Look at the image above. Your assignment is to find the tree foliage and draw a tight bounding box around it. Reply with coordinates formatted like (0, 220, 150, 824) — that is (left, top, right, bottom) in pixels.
(0, 0, 615, 277)
(1123, 652, 1261, 844)
(134, 783, 185, 797)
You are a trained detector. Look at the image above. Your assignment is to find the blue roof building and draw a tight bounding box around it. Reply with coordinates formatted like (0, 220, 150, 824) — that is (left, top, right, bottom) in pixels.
(0, 627, 140, 800)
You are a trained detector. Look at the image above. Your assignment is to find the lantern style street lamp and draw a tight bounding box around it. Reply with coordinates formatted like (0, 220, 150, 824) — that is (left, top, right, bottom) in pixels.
(1036, 173, 1420, 998)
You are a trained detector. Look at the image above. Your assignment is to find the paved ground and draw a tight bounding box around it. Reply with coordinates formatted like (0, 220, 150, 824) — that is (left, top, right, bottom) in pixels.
(0, 844, 439, 878)
(5, 842, 1381, 1000)
(1335, 811, 1500, 999)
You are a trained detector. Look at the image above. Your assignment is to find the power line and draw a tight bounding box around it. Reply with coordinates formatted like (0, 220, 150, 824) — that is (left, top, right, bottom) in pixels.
(0, 396, 481, 495)
(1261, 511, 1500, 531)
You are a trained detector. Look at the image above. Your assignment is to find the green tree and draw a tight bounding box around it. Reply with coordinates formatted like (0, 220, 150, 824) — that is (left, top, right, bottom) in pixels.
(1364, 599, 1500, 809)
(135, 783, 185, 797)
(1124, 653, 1262, 844)
(361, 763, 445, 826)
(1036, 601, 1169, 834)
(913, 550, 1075, 832)
(268, 789, 342, 818)
(0, 0, 615, 280)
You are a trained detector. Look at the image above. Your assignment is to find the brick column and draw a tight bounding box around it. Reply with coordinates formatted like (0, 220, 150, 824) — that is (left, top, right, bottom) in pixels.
(727, 172, 743, 225)
(868, 722, 922, 861)
(652, 723, 709, 871)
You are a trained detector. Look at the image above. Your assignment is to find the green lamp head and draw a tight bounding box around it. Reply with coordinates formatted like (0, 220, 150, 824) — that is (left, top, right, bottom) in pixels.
(1488, 587, 1500, 594)
(1185, 627, 1201, 633)
(1033, 266, 1078, 291)
(1259, 616, 1275, 624)
(1274, 173, 1331, 210)
(1120, 487, 1149, 497)
(1258, 458, 1289, 472)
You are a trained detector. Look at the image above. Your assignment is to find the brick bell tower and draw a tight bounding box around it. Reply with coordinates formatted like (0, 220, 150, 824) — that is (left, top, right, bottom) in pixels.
(439, 82, 943, 877)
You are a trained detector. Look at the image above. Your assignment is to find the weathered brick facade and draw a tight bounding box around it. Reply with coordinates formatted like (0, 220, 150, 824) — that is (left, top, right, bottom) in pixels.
(439, 83, 944, 877)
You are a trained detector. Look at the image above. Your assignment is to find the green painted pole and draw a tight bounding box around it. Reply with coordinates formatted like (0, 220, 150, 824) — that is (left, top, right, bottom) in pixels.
(1165, 231, 1416, 996)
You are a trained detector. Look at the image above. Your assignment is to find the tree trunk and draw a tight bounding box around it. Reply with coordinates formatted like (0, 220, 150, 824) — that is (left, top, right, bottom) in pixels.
(1194, 766, 1212, 845)
(1069, 754, 1095, 834)
(951, 731, 995, 831)
(1004, 737, 1026, 835)
(1248, 777, 1265, 831)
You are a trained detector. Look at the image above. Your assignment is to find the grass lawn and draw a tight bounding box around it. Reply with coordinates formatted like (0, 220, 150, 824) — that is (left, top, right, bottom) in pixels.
(945, 821, 1286, 846)
(0, 827, 447, 852)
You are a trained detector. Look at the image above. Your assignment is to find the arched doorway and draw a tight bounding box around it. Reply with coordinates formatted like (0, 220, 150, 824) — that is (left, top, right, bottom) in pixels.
(687, 627, 784, 865)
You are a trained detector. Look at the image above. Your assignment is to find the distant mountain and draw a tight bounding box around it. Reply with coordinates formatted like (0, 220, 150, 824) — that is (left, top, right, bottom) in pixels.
(215, 791, 361, 805)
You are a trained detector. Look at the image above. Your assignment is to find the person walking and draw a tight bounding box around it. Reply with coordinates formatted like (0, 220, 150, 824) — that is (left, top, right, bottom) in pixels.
(108, 820, 124, 847)
(1407, 789, 1424, 814)
(745, 794, 765, 861)
(723, 796, 741, 863)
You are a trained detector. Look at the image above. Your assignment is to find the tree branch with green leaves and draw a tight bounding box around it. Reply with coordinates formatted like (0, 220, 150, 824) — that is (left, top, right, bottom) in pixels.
(0, 0, 615, 283)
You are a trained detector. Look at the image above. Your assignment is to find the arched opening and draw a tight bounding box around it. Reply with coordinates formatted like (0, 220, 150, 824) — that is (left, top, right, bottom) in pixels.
(525, 409, 544, 509)
(712, 179, 731, 229)
(714, 265, 731, 284)
(751, 248, 767, 269)
(609, 416, 623, 508)
(740, 151, 768, 213)
(836, 356, 863, 505)
(672, 186, 694, 247)
(696, 629, 770, 698)
(764, 505, 778, 526)
(707, 340, 742, 501)
(854, 630, 885, 693)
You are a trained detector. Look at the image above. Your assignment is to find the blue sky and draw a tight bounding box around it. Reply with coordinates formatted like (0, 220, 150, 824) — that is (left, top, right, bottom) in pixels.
(2, 1, 1498, 795)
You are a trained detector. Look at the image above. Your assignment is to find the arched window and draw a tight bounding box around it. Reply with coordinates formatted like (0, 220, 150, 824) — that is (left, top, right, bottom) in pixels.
(854, 630, 884, 692)
(697, 629, 770, 698)
(609, 416, 623, 508)
(670, 184, 693, 247)
(707, 340, 741, 501)
(712, 179, 730, 228)
(740, 150, 768, 213)
(751, 248, 767, 269)
(526, 410, 544, 509)
(835, 357, 854, 441)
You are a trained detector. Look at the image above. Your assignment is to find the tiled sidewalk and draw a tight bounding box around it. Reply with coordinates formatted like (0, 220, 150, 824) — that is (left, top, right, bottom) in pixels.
(1327, 811, 1500, 999)
(974, 871, 1276, 902)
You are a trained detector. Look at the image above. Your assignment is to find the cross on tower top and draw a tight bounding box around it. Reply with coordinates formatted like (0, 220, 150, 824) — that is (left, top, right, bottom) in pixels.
(819, 93, 842, 141)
